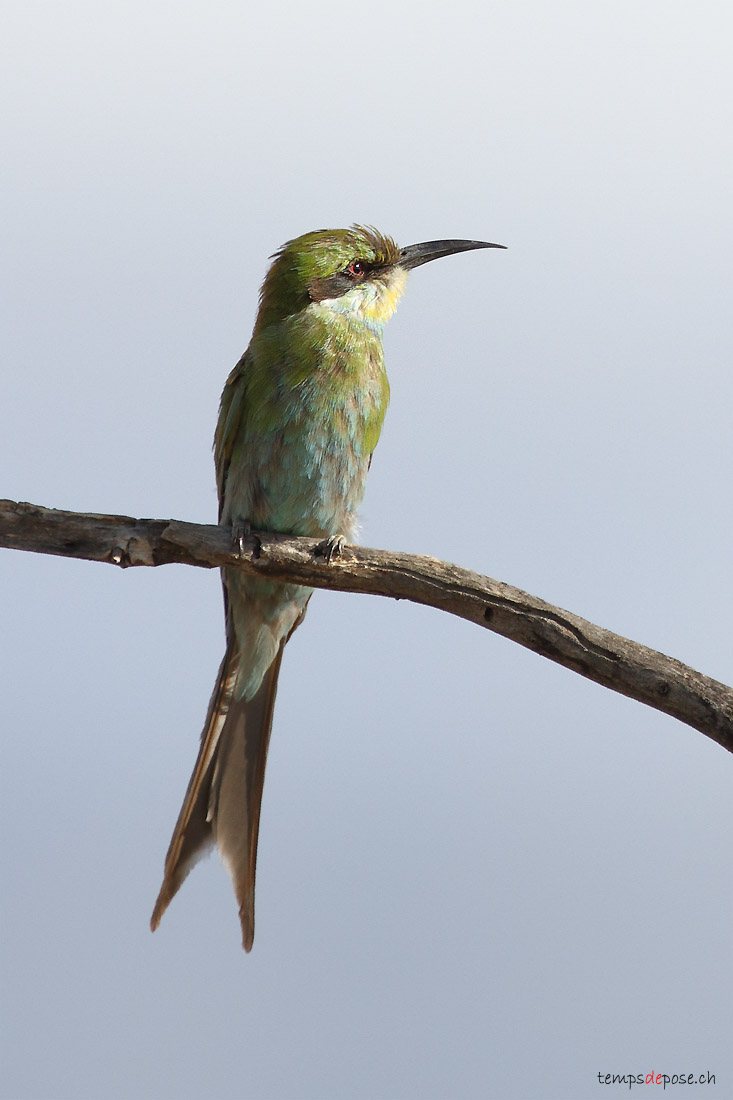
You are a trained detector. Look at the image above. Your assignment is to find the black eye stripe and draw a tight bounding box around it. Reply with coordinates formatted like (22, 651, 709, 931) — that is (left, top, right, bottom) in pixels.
(308, 260, 377, 302)
(309, 272, 358, 301)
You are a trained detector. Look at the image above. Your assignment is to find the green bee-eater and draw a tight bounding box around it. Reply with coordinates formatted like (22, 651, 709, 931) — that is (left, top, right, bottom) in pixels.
(151, 225, 505, 950)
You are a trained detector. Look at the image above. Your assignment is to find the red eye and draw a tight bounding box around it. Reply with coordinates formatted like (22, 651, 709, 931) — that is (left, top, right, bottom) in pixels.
(347, 261, 364, 277)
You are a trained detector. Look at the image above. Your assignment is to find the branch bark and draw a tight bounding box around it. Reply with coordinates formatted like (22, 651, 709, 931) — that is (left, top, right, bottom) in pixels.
(2, 497, 731, 754)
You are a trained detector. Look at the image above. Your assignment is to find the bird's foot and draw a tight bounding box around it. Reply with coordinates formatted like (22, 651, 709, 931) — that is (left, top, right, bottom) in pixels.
(317, 534, 346, 563)
(232, 520, 253, 558)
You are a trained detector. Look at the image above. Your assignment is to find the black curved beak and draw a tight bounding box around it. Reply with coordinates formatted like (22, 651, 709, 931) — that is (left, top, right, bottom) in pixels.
(398, 239, 506, 270)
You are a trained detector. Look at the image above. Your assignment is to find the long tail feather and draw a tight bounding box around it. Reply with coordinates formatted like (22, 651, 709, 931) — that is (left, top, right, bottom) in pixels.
(151, 643, 285, 951)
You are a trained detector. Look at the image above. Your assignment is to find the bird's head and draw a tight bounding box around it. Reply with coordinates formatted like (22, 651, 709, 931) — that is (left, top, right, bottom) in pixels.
(254, 225, 505, 333)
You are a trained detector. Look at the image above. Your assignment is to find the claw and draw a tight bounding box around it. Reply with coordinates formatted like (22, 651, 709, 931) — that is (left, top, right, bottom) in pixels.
(232, 520, 252, 557)
(318, 534, 346, 563)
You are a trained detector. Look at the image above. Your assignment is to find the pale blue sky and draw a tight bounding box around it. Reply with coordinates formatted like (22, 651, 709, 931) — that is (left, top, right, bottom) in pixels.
(2, 2, 732, 1098)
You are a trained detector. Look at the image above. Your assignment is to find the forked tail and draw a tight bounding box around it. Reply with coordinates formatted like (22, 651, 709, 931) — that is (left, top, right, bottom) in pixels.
(150, 641, 284, 951)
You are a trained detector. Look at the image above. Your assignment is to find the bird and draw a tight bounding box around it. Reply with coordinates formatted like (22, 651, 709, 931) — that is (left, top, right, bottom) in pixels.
(150, 225, 505, 950)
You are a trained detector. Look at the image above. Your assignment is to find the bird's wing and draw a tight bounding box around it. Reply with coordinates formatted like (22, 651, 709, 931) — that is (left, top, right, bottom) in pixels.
(214, 351, 249, 520)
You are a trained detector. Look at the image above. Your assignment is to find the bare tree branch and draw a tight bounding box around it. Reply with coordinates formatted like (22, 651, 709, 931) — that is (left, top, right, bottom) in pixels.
(2, 497, 731, 754)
